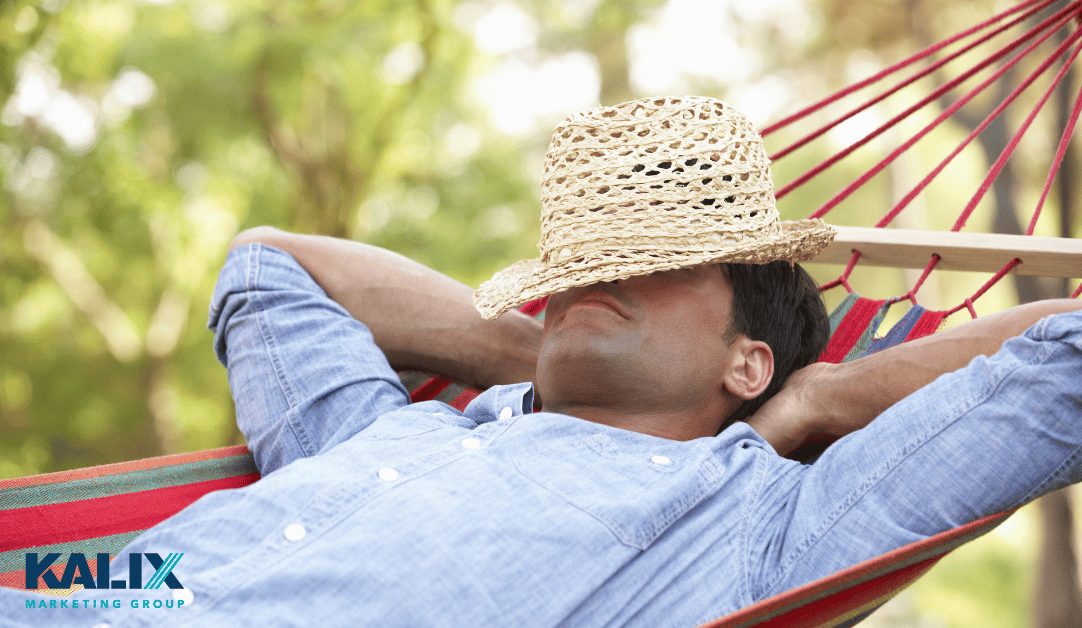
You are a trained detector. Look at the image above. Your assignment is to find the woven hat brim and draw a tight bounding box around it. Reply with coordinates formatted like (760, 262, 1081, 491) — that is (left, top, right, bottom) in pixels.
(473, 219, 836, 319)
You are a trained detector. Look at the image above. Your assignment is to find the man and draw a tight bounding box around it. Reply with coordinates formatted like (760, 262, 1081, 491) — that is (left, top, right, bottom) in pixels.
(4, 96, 1080, 627)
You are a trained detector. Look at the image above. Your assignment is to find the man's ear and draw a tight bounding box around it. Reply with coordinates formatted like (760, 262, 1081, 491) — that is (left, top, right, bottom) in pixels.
(723, 338, 774, 400)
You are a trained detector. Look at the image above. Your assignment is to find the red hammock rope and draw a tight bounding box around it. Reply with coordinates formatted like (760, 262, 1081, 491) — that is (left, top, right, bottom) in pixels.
(765, 0, 1062, 162)
(794, 3, 1081, 213)
(1029, 66, 1082, 235)
(768, 0, 1082, 316)
(760, 0, 1059, 138)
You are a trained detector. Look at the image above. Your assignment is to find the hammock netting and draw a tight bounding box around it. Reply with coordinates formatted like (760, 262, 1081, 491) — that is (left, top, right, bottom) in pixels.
(769, 0, 1082, 311)
(2, 1, 1081, 626)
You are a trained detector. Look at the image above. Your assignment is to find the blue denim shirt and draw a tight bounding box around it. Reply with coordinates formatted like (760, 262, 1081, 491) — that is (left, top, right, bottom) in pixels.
(4, 244, 1082, 628)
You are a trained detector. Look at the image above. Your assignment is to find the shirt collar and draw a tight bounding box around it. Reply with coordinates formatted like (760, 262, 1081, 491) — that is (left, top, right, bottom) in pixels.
(463, 382, 535, 424)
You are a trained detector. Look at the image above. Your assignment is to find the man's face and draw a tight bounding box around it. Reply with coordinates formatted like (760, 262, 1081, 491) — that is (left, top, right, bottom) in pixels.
(535, 264, 740, 439)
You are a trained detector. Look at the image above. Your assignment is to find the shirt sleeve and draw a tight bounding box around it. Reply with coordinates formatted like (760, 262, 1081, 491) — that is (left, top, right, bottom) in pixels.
(744, 309, 1082, 601)
(207, 243, 410, 475)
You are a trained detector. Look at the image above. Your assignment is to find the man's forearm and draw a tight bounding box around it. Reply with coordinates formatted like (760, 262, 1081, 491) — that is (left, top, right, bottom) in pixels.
(749, 299, 1082, 456)
(228, 227, 541, 391)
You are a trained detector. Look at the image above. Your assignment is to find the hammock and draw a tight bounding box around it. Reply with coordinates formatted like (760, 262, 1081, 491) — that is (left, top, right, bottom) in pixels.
(3, 1, 1082, 625)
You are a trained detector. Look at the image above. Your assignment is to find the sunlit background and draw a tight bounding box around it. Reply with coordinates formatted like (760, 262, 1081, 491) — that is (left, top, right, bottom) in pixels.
(2, 0, 1081, 626)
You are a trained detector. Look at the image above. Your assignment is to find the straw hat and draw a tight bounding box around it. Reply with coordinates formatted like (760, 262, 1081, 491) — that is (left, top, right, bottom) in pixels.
(473, 96, 836, 319)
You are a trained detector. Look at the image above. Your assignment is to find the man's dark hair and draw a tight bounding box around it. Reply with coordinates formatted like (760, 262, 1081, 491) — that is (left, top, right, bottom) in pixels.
(720, 261, 830, 428)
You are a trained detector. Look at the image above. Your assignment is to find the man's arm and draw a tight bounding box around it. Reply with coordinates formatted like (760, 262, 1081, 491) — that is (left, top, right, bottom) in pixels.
(747, 298, 1082, 457)
(228, 227, 542, 392)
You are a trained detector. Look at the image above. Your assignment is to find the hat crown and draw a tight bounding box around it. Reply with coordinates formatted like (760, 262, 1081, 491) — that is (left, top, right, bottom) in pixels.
(539, 96, 779, 265)
(472, 96, 836, 320)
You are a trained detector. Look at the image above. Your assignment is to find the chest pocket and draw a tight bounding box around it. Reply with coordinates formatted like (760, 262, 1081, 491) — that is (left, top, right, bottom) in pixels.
(513, 435, 724, 550)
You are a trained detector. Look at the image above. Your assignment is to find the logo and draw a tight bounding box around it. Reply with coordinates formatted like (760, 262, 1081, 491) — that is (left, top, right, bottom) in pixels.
(25, 552, 184, 590)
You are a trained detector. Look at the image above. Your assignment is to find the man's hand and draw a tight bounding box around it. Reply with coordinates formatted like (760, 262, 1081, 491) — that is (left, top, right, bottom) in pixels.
(228, 227, 542, 391)
(743, 362, 832, 458)
(745, 298, 1082, 459)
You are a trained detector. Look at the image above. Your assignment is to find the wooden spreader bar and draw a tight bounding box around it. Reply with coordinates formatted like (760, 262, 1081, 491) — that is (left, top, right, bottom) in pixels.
(815, 226, 1082, 278)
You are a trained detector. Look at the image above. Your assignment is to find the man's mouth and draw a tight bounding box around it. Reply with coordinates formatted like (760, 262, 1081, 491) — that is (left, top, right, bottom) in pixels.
(567, 291, 629, 319)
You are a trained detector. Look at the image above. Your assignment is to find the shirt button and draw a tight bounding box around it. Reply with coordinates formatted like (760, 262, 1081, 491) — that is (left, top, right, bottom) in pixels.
(173, 589, 194, 605)
(284, 523, 306, 542)
(499, 406, 513, 420)
(461, 438, 481, 449)
(378, 467, 400, 481)
(651, 455, 672, 466)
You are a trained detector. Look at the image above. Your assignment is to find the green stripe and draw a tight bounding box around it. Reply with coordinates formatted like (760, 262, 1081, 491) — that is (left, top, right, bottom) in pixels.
(0, 454, 257, 511)
(398, 371, 431, 392)
(842, 303, 890, 363)
(828, 292, 860, 336)
(0, 531, 145, 574)
(435, 382, 466, 403)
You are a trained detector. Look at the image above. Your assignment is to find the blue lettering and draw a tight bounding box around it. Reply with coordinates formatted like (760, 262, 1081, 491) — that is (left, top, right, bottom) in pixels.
(166, 600, 174, 608)
(128, 553, 142, 590)
(142, 553, 184, 589)
(130, 600, 138, 609)
(24, 553, 61, 589)
(59, 600, 68, 608)
(37, 600, 47, 609)
(178, 600, 185, 608)
(95, 553, 110, 589)
(24, 600, 34, 609)
(153, 600, 162, 608)
(49, 600, 56, 608)
(112, 600, 121, 608)
(58, 553, 96, 589)
(142, 600, 150, 608)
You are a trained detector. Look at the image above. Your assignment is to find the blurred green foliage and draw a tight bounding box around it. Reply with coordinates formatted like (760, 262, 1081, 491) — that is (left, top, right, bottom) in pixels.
(0, 0, 665, 474)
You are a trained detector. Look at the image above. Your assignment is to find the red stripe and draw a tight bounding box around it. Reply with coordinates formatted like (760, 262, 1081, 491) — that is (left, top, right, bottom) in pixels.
(748, 555, 941, 628)
(517, 296, 548, 318)
(409, 376, 452, 403)
(0, 446, 252, 489)
(0, 559, 108, 591)
(449, 388, 481, 412)
(904, 310, 947, 342)
(696, 510, 1012, 628)
(0, 567, 38, 590)
(818, 298, 885, 363)
(0, 474, 259, 553)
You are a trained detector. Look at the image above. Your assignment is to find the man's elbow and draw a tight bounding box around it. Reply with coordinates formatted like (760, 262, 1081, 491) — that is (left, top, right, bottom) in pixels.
(229, 226, 285, 253)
